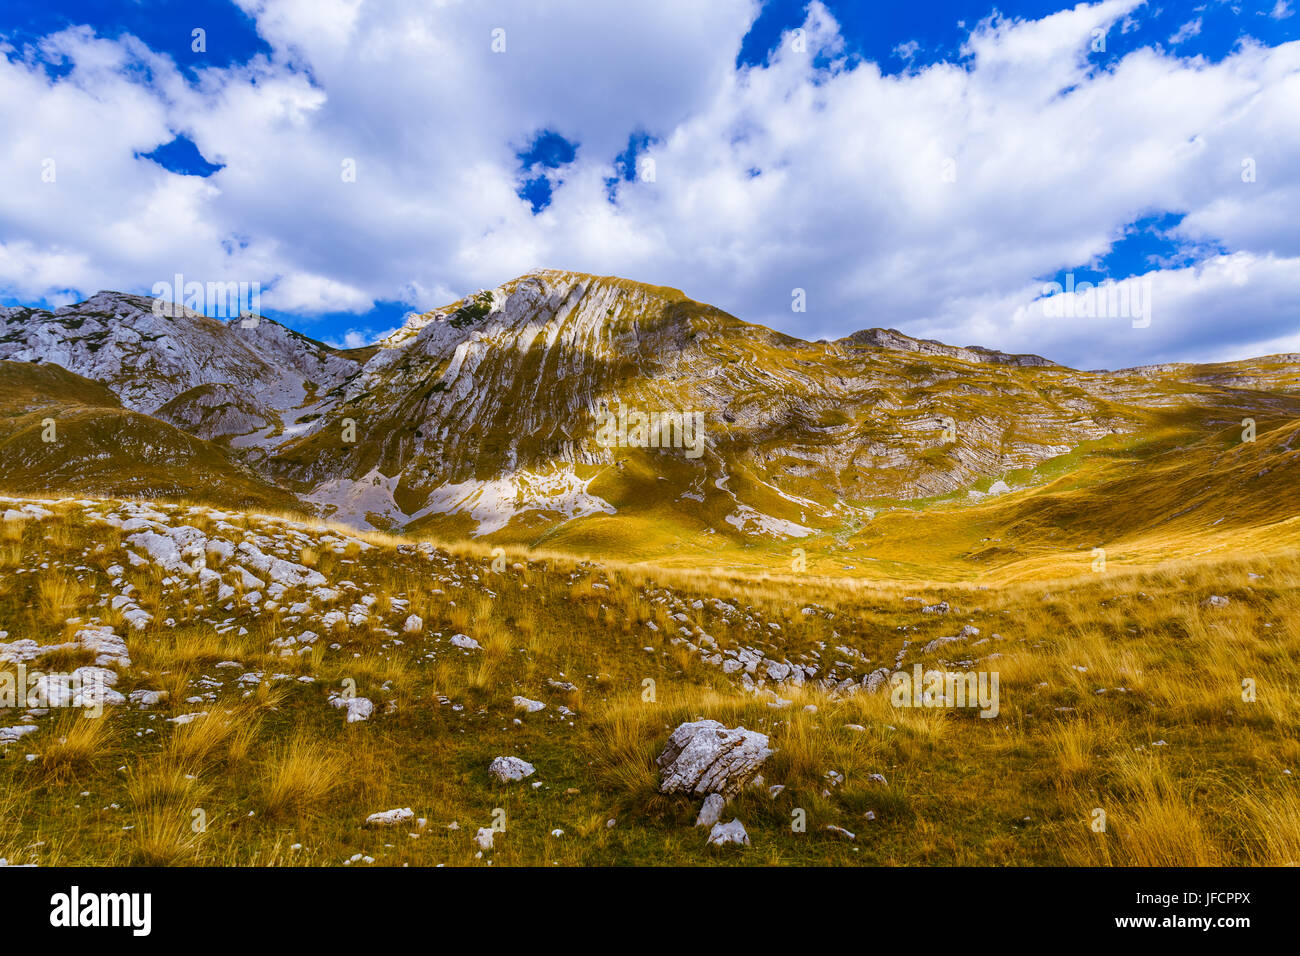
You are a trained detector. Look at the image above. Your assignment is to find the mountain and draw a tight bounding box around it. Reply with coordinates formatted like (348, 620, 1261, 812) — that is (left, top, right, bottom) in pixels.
(2, 270, 1298, 575)
(0, 292, 359, 439)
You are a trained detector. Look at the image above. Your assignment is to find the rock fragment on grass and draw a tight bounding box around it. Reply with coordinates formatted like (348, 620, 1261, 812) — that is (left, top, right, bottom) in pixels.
(366, 808, 415, 827)
(696, 793, 726, 828)
(329, 694, 374, 723)
(707, 819, 750, 847)
(489, 756, 536, 782)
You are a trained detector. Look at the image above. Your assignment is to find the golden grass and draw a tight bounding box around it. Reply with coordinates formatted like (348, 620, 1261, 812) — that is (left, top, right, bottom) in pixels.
(260, 734, 346, 818)
(127, 759, 204, 810)
(35, 711, 113, 780)
(162, 709, 255, 769)
(131, 808, 203, 866)
(36, 573, 79, 619)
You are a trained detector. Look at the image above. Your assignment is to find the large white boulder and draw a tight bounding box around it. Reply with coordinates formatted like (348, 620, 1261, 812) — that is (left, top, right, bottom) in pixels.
(657, 719, 772, 798)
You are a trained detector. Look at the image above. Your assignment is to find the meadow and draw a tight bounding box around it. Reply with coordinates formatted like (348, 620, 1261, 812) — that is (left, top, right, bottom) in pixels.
(1, 496, 1296, 866)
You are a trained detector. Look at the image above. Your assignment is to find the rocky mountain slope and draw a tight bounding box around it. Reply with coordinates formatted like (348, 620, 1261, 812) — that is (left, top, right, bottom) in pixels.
(1, 271, 1297, 567)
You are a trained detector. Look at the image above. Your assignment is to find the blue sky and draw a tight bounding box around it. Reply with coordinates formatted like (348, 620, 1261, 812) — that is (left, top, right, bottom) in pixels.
(1, 0, 1298, 366)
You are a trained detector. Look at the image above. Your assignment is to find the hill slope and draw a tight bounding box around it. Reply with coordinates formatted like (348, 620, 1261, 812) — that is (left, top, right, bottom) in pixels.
(0, 362, 303, 512)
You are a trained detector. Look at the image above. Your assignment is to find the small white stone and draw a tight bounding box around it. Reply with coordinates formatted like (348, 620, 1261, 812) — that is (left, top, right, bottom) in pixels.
(488, 756, 536, 782)
(696, 793, 726, 828)
(365, 808, 415, 827)
(707, 819, 750, 847)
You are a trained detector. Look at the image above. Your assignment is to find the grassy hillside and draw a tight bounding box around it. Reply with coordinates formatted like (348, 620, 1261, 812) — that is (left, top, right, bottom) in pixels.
(0, 362, 305, 513)
(1, 496, 1296, 866)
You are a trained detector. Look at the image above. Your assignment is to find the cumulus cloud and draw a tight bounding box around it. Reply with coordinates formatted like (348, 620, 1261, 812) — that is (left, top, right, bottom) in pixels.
(0, 0, 1298, 368)
(262, 272, 373, 315)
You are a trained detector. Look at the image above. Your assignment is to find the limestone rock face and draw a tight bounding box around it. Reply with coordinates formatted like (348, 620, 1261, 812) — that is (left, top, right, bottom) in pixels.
(365, 808, 414, 827)
(657, 720, 772, 798)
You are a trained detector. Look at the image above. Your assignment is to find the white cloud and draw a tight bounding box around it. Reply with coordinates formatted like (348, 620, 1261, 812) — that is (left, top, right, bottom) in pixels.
(1170, 17, 1204, 44)
(945, 252, 1300, 369)
(893, 40, 920, 60)
(262, 272, 373, 315)
(1270, 1, 1294, 21)
(326, 326, 398, 349)
(1, 0, 1298, 368)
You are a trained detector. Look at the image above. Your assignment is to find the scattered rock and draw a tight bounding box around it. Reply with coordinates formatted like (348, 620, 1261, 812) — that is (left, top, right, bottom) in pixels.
(0, 725, 38, 745)
(329, 694, 374, 723)
(488, 756, 536, 782)
(696, 793, 727, 827)
(707, 819, 750, 847)
(366, 808, 414, 827)
(863, 668, 891, 693)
